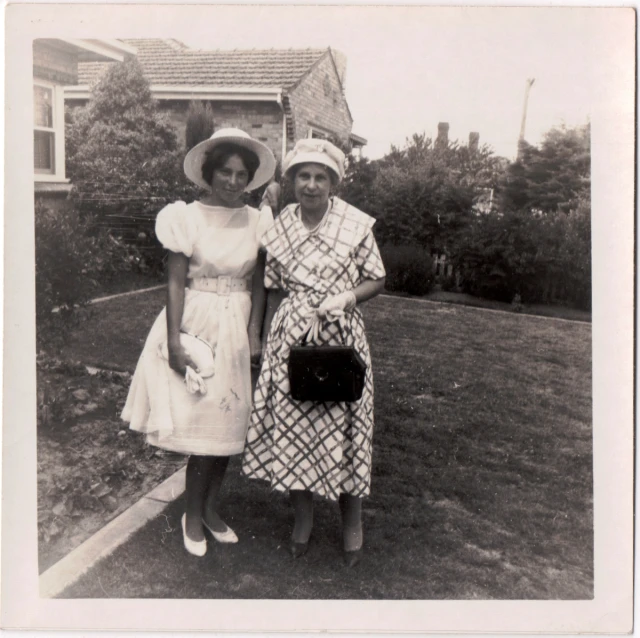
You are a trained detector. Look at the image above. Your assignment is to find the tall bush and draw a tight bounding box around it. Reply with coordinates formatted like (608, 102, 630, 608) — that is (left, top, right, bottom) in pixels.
(338, 155, 378, 214)
(372, 133, 503, 254)
(35, 202, 139, 352)
(380, 244, 435, 296)
(499, 123, 590, 215)
(185, 101, 215, 151)
(66, 57, 198, 273)
(454, 199, 591, 309)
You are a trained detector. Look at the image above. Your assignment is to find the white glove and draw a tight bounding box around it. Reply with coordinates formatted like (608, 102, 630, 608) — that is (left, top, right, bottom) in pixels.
(316, 291, 357, 321)
(185, 365, 207, 395)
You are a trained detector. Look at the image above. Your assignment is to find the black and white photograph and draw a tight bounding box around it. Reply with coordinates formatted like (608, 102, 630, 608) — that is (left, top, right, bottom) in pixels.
(2, 3, 634, 634)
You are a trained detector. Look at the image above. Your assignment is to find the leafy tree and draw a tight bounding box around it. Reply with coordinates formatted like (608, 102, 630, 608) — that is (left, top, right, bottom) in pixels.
(500, 123, 590, 215)
(450, 123, 591, 308)
(66, 57, 198, 272)
(185, 101, 215, 151)
(337, 154, 378, 213)
(371, 133, 503, 253)
(454, 189, 591, 308)
(68, 58, 198, 220)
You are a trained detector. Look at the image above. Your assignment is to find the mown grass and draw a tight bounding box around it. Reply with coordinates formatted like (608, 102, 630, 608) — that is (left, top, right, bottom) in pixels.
(59, 293, 592, 599)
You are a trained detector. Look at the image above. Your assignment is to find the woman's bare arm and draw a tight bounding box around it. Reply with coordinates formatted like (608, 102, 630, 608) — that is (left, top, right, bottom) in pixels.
(166, 251, 195, 374)
(352, 277, 386, 305)
(262, 288, 288, 344)
(247, 250, 267, 362)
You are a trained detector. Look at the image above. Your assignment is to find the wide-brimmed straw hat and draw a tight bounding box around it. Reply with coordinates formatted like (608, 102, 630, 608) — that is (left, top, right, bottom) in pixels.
(184, 128, 276, 192)
(282, 138, 346, 183)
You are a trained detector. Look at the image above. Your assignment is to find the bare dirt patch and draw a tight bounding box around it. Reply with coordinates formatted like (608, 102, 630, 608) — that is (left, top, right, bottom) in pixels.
(37, 357, 184, 572)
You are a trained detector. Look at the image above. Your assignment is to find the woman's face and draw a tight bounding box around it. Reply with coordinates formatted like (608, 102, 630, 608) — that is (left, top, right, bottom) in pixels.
(210, 154, 250, 206)
(294, 163, 332, 215)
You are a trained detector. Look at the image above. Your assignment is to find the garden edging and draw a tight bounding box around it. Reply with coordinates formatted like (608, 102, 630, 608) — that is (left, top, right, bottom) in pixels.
(40, 466, 186, 598)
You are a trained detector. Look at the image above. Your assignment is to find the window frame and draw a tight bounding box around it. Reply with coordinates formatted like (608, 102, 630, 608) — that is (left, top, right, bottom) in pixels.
(33, 79, 67, 182)
(307, 126, 331, 141)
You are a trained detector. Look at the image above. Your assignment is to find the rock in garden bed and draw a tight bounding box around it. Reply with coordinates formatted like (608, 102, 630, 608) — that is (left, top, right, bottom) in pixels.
(37, 356, 185, 573)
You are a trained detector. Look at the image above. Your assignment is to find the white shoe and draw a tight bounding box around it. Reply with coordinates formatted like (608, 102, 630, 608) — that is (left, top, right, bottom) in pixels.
(181, 514, 207, 557)
(202, 517, 238, 544)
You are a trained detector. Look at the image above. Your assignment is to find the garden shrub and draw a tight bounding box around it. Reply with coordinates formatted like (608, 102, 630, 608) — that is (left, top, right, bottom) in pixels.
(380, 244, 435, 296)
(66, 57, 199, 276)
(372, 133, 502, 253)
(454, 200, 591, 309)
(185, 101, 215, 151)
(35, 201, 140, 352)
(440, 273, 459, 292)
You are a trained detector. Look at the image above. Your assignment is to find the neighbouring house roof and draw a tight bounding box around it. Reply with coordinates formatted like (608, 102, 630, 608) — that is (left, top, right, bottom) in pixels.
(62, 39, 138, 63)
(349, 133, 368, 147)
(78, 38, 328, 89)
(73, 39, 367, 149)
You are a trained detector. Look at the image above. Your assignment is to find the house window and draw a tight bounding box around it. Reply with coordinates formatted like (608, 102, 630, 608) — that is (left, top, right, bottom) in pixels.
(34, 81, 66, 180)
(308, 127, 329, 140)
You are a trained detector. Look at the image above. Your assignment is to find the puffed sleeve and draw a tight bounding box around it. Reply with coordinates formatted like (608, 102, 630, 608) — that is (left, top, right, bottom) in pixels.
(353, 230, 386, 281)
(155, 201, 198, 257)
(255, 205, 275, 243)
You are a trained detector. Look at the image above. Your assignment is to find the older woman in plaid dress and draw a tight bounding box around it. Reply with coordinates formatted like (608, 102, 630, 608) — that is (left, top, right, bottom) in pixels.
(242, 139, 386, 567)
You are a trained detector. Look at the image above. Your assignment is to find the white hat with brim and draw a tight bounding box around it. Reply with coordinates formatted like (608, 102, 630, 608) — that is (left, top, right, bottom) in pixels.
(183, 128, 276, 192)
(282, 139, 346, 183)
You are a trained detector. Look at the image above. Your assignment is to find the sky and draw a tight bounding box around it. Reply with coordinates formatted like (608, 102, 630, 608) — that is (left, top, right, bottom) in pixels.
(183, 6, 597, 160)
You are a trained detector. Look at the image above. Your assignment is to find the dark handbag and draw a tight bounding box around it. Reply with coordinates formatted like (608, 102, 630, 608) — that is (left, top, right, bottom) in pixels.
(288, 321, 367, 402)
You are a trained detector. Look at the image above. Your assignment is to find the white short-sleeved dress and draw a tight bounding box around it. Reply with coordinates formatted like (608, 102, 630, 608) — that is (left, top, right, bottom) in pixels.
(122, 200, 273, 456)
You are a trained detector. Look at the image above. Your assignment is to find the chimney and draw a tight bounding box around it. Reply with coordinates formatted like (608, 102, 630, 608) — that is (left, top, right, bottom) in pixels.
(330, 48, 347, 88)
(435, 122, 449, 149)
(469, 132, 479, 152)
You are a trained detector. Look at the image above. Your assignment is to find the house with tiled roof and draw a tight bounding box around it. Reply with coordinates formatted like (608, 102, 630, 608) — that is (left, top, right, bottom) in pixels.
(66, 38, 367, 162)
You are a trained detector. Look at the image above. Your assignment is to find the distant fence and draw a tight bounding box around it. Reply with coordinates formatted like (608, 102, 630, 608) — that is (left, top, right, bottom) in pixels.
(432, 253, 462, 288)
(93, 213, 155, 241)
(92, 213, 165, 273)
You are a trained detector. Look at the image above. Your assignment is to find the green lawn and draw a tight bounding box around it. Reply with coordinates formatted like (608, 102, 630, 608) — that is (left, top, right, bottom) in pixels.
(58, 292, 592, 599)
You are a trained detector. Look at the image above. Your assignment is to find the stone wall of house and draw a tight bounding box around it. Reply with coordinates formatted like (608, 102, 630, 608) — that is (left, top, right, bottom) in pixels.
(161, 100, 285, 161)
(33, 40, 77, 85)
(287, 52, 353, 144)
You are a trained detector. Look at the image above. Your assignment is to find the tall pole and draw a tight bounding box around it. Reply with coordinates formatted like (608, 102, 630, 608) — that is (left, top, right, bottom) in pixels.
(517, 78, 535, 159)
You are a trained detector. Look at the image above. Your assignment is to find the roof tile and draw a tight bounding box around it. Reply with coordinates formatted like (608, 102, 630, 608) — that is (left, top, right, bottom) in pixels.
(78, 38, 327, 89)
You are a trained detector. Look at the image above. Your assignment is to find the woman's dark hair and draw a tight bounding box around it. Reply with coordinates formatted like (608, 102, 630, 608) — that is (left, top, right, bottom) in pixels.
(287, 162, 340, 187)
(201, 143, 260, 186)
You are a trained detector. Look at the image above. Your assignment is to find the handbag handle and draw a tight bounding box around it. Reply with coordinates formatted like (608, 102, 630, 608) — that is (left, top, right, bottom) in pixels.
(298, 317, 350, 347)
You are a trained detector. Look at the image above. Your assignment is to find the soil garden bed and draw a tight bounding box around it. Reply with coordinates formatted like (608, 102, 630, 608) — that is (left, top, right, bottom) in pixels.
(37, 356, 184, 572)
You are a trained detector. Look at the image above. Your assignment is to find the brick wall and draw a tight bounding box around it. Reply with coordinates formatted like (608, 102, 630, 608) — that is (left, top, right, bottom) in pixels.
(161, 100, 285, 161)
(35, 189, 73, 213)
(287, 53, 353, 145)
(33, 40, 78, 85)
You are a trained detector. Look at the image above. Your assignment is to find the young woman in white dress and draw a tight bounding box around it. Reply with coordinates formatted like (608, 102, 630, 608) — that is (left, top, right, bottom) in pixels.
(122, 128, 276, 557)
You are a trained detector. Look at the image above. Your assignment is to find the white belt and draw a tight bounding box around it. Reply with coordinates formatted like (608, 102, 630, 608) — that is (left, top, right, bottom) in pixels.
(188, 276, 250, 295)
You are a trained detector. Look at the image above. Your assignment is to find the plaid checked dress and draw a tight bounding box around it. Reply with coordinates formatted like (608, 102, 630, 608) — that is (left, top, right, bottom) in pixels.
(242, 197, 386, 500)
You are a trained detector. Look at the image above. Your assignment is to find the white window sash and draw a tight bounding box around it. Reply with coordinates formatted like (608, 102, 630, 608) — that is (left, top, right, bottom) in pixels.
(33, 80, 66, 181)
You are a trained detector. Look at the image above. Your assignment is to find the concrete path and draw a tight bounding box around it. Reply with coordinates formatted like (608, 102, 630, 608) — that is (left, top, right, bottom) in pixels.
(39, 466, 185, 598)
(88, 284, 166, 305)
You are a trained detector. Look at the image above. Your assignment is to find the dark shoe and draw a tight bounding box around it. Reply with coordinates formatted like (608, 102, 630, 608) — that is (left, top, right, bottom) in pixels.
(289, 539, 309, 558)
(343, 547, 363, 568)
